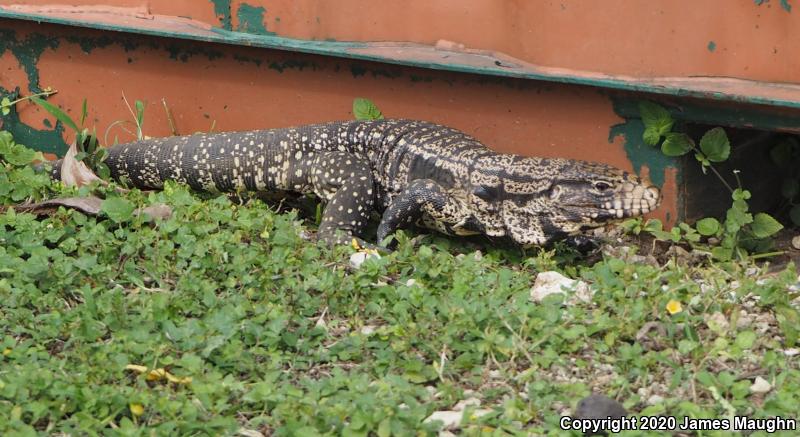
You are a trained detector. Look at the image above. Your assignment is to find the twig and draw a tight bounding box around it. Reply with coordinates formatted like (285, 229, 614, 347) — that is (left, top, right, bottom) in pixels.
(162, 98, 178, 136)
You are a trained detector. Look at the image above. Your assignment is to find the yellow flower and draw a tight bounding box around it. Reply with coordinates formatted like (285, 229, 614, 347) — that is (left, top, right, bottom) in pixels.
(666, 300, 683, 315)
(129, 403, 145, 416)
(2, 348, 11, 356)
(351, 238, 361, 250)
(125, 364, 192, 385)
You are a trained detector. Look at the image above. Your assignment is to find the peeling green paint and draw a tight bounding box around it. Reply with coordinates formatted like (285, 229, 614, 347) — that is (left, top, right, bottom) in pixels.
(612, 96, 800, 133)
(1, 86, 68, 155)
(65, 34, 114, 54)
(350, 65, 367, 78)
(608, 100, 677, 189)
(607, 114, 678, 223)
(236, 4, 275, 36)
(210, 0, 232, 31)
(166, 44, 224, 62)
(3, 9, 799, 110)
(0, 31, 69, 154)
(2, 31, 59, 94)
(707, 41, 716, 52)
(268, 59, 314, 73)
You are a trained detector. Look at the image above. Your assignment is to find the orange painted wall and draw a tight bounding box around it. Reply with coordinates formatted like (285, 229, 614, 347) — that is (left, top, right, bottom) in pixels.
(7, 0, 800, 83)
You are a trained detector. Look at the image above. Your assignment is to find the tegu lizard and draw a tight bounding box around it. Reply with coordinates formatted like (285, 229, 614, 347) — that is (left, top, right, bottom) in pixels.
(51, 119, 661, 247)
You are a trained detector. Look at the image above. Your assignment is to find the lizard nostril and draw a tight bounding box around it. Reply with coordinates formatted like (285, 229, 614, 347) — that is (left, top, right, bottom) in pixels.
(646, 186, 660, 201)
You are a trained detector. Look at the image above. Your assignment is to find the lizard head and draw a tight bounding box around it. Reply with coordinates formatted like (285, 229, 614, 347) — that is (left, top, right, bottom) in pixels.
(487, 158, 661, 247)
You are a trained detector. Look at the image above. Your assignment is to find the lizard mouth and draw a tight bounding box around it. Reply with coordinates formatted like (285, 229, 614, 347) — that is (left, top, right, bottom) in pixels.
(564, 184, 661, 221)
(600, 185, 661, 218)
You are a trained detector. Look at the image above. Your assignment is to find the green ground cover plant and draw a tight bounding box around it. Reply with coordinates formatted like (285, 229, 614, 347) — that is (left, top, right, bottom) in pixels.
(1, 100, 799, 435)
(633, 101, 784, 262)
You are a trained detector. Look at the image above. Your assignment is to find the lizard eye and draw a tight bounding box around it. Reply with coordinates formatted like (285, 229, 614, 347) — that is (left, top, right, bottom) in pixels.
(594, 181, 612, 191)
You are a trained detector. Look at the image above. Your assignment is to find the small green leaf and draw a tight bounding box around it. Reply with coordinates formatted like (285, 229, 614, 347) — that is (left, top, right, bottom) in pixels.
(1, 97, 11, 116)
(80, 98, 88, 126)
(695, 217, 720, 236)
(750, 213, 783, 238)
(643, 127, 662, 146)
(101, 196, 135, 223)
(95, 148, 109, 162)
(735, 331, 757, 349)
(732, 189, 751, 201)
(643, 218, 663, 232)
(353, 98, 384, 121)
(696, 371, 716, 388)
(135, 100, 145, 125)
(712, 246, 733, 261)
(30, 96, 80, 132)
(661, 133, 694, 156)
(699, 127, 730, 162)
(4, 143, 37, 166)
(96, 162, 111, 180)
(639, 101, 673, 140)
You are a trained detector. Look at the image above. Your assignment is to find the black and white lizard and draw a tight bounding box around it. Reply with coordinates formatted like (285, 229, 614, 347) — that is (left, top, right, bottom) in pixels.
(51, 119, 661, 247)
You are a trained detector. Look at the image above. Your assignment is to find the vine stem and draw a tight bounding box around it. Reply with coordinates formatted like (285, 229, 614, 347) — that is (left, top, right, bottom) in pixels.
(691, 146, 735, 194)
(750, 251, 785, 260)
(3, 88, 57, 106)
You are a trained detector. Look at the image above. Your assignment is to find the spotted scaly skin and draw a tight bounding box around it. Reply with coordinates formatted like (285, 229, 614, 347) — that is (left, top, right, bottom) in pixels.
(58, 119, 661, 246)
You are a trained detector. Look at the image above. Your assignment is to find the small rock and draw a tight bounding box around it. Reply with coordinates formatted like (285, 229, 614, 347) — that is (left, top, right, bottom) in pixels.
(792, 235, 800, 250)
(647, 394, 665, 406)
(705, 312, 729, 335)
(736, 311, 753, 328)
(360, 325, 376, 335)
(575, 394, 627, 421)
(406, 278, 417, 287)
(453, 397, 481, 411)
(238, 429, 265, 437)
(468, 409, 492, 420)
(750, 376, 772, 394)
(424, 411, 463, 430)
(530, 271, 592, 303)
(349, 250, 380, 269)
(783, 348, 799, 357)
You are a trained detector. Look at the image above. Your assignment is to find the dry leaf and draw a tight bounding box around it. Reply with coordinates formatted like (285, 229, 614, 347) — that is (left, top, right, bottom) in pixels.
(61, 142, 105, 188)
(9, 196, 172, 221)
(12, 197, 102, 215)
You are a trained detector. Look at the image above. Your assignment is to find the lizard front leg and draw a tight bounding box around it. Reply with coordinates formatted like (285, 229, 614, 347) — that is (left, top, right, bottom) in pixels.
(310, 152, 376, 246)
(377, 179, 474, 244)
